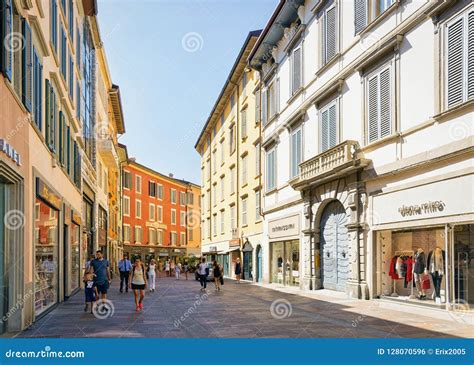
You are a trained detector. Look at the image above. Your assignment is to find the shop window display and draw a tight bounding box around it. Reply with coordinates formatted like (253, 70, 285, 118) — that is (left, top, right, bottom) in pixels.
(34, 198, 59, 315)
(69, 223, 80, 293)
(271, 240, 299, 286)
(453, 224, 473, 307)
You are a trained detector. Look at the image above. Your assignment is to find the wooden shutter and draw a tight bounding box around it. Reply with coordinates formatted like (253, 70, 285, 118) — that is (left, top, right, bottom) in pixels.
(276, 78, 280, 114)
(262, 89, 267, 125)
(367, 74, 379, 143)
(379, 68, 391, 138)
(59, 111, 64, 165)
(325, 6, 337, 63)
(293, 47, 302, 93)
(328, 103, 337, 148)
(447, 17, 464, 108)
(255, 89, 261, 123)
(22, 19, 32, 112)
(321, 109, 329, 152)
(354, 0, 367, 34)
(2, 0, 13, 81)
(468, 11, 474, 99)
(45, 80, 51, 147)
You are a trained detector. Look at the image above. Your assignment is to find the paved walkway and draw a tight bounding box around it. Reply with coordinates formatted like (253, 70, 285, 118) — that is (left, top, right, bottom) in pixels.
(19, 277, 473, 338)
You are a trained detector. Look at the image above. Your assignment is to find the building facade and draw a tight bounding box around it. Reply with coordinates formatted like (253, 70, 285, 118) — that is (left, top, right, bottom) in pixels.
(0, 0, 124, 334)
(248, 0, 473, 314)
(121, 160, 200, 264)
(195, 31, 264, 280)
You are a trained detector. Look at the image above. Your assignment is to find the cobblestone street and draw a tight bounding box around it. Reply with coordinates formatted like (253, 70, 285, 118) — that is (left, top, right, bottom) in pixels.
(19, 277, 473, 338)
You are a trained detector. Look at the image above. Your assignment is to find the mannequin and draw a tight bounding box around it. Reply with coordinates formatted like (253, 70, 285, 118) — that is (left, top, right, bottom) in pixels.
(427, 247, 445, 301)
(413, 248, 426, 299)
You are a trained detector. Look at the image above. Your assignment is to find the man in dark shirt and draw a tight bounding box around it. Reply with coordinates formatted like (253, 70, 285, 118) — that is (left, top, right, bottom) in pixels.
(118, 255, 132, 293)
(91, 250, 111, 301)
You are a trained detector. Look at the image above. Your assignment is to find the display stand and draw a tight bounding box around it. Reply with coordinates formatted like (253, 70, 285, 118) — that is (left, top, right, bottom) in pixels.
(391, 250, 415, 298)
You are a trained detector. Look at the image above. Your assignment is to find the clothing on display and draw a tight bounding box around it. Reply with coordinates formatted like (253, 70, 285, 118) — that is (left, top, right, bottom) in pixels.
(389, 255, 413, 288)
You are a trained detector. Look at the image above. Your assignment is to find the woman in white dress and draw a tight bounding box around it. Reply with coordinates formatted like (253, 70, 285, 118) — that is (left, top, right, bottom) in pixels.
(148, 259, 157, 292)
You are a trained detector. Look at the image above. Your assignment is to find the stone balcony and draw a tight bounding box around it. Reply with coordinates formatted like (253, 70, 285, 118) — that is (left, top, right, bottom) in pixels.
(98, 138, 119, 169)
(291, 140, 370, 190)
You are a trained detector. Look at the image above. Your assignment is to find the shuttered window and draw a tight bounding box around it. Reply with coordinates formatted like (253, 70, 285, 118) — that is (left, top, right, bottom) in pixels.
(68, 0, 74, 39)
(241, 108, 247, 138)
(354, 0, 367, 34)
(262, 89, 267, 125)
(22, 19, 33, 111)
(45, 80, 57, 152)
(58, 111, 65, 165)
(2, 0, 13, 81)
(320, 100, 337, 152)
(323, 4, 337, 65)
(51, 0, 58, 54)
(290, 126, 302, 178)
(60, 25, 66, 79)
(266, 147, 276, 191)
(255, 89, 261, 123)
(446, 9, 474, 109)
(33, 48, 42, 130)
(68, 55, 73, 99)
(292, 47, 302, 94)
(367, 66, 392, 143)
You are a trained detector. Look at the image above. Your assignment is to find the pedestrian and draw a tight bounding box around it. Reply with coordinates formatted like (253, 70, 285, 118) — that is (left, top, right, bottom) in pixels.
(235, 258, 242, 283)
(83, 265, 97, 313)
(165, 260, 170, 277)
(85, 254, 95, 271)
(183, 261, 189, 280)
(213, 261, 222, 292)
(118, 254, 132, 293)
(197, 258, 208, 291)
(90, 250, 111, 301)
(170, 260, 175, 277)
(148, 259, 157, 292)
(175, 261, 181, 280)
(129, 257, 147, 312)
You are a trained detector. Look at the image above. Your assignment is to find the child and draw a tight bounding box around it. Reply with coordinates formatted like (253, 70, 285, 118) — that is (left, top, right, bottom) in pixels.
(83, 267, 97, 313)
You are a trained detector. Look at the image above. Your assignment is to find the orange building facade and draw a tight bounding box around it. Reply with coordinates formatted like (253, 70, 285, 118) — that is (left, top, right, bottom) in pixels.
(122, 160, 200, 264)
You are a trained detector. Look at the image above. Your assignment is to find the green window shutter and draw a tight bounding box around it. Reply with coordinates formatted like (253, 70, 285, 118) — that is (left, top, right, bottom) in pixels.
(2, 0, 13, 81)
(22, 19, 33, 112)
(45, 79, 51, 147)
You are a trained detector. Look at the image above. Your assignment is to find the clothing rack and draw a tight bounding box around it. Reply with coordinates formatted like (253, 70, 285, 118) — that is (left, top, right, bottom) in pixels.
(391, 250, 415, 298)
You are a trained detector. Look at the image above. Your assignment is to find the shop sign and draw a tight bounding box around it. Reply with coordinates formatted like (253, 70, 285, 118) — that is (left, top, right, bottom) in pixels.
(72, 211, 82, 225)
(268, 214, 300, 239)
(229, 239, 240, 248)
(0, 138, 21, 166)
(398, 201, 445, 217)
(208, 246, 218, 253)
(36, 178, 61, 210)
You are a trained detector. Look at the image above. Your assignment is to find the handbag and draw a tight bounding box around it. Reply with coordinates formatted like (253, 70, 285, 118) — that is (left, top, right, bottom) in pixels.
(421, 274, 431, 290)
(220, 276, 224, 285)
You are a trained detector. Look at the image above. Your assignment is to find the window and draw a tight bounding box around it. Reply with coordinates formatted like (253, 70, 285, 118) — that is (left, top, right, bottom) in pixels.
(51, 0, 58, 54)
(242, 72, 247, 97)
(148, 228, 157, 245)
(230, 166, 236, 194)
(98, 162, 103, 188)
(212, 150, 217, 173)
(171, 209, 176, 225)
(213, 214, 217, 236)
(45, 80, 57, 152)
(123, 225, 131, 242)
(171, 189, 177, 204)
(220, 140, 225, 165)
(231, 205, 236, 230)
(220, 176, 225, 201)
(230, 93, 235, 110)
(229, 125, 236, 154)
(266, 147, 277, 191)
(149, 182, 156, 197)
(255, 143, 261, 177)
(220, 112, 225, 127)
(135, 200, 142, 219)
(123, 197, 130, 216)
(60, 24, 66, 79)
(187, 192, 194, 205)
(134, 226, 142, 244)
(367, 65, 392, 143)
(68, 54, 73, 100)
(220, 210, 225, 234)
(180, 232, 186, 245)
(255, 190, 261, 221)
(157, 184, 163, 200)
(149, 204, 155, 221)
(255, 89, 261, 124)
(33, 48, 43, 130)
(445, 8, 474, 109)
(68, 0, 74, 38)
(241, 108, 247, 139)
(157, 205, 163, 222)
(180, 211, 186, 227)
(241, 155, 248, 186)
(212, 184, 217, 206)
(123, 171, 132, 189)
(188, 228, 194, 241)
(290, 126, 303, 178)
(180, 191, 186, 206)
(355, 0, 395, 34)
(291, 47, 302, 94)
(242, 197, 248, 226)
(320, 100, 337, 152)
(135, 175, 142, 194)
(267, 79, 279, 121)
(322, 3, 337, 65)
(171, 232, 177, 245)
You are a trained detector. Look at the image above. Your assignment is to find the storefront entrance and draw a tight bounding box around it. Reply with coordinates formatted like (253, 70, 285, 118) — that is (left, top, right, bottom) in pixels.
(242, 241, 253, 281)
(452, 224, 474, 308)
(270, 240, 300, 286)
(320, 201, 349, 292)
(256, 245, 262, 283)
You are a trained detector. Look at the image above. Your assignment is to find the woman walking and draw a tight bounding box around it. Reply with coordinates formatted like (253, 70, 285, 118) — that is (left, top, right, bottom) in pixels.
(175, 261, 181, 280)
(183, 261, 189, 280)
(164, 260, 170, 277)
(148, 259, 157, 292)
(235, 258, 242, 283)
(213, 261, 222, 291)
(129, 257, 147, 312)
(170, 260, 175, 277)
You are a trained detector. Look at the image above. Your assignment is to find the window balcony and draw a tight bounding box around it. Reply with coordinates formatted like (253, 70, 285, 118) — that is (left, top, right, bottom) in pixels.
(291, 140, 370, 190)
(98, 138, 119, 169)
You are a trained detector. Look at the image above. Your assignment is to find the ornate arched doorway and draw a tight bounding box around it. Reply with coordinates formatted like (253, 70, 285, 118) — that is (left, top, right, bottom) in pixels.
(320, 200, 349, 292)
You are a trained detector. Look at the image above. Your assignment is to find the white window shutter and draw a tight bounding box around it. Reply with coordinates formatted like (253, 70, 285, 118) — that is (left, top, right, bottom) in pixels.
(276, 78, 280, 113)
(293, 48, 302, 93)
(325, 6, 337, 62)
(379, 68, 391, 138)
(262, 89, 267, 125)
(447, 17, 464, 108)
(321, 109, 329, 152)
(354, 0, 367, 34)
(468, 11, 474, 99)
(328, 103, 337, 148)
(368, 75, 379, 143)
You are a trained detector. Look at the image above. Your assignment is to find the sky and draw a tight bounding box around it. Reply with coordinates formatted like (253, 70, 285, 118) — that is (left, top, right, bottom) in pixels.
(98, 0, 278, 184)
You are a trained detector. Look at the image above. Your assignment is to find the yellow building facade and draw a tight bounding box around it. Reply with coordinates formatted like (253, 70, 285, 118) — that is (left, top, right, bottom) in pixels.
(195, 31, 263, 281)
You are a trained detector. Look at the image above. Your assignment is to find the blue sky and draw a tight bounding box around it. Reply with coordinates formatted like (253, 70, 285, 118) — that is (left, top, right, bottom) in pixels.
(99, 0, 277, 184)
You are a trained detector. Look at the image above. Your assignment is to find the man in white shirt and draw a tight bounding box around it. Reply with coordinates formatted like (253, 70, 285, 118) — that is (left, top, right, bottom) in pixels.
(198, 258, 208, 291)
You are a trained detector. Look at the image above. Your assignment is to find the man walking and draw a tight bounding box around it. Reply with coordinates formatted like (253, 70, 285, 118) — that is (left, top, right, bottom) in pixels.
(91, 250, 111, 301)
(118, 254, 132, 293)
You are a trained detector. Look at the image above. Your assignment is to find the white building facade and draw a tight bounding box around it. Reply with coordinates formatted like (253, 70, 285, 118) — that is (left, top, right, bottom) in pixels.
(249, 0, 473, 312)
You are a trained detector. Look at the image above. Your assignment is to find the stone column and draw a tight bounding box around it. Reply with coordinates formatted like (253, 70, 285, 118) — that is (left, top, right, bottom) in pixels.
(301, 192, 316, 291)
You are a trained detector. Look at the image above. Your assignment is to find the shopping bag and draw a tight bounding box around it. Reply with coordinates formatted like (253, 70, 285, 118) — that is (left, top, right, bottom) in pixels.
(220, 276, 224, 285)
(421, 274, 431, 290)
